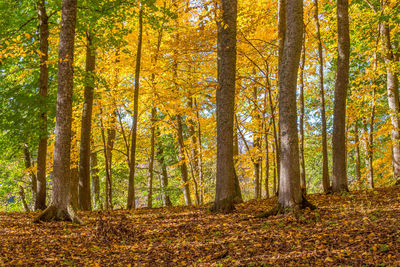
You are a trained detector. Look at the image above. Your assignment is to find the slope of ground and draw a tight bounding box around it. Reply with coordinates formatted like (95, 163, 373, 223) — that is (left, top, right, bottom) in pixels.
(1, 186, 399, 266)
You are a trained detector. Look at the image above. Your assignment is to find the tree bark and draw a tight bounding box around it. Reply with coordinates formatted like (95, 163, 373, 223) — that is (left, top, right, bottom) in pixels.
(147, 108, 156, 208)
(278, 0, 303, 209)
(354, 121, 362, 182)
(299, 34, 306, 195)
(91, 150, 100, 210)
(212, 0, 239, 213)
(381, 22, 400, 183)
(176, 115, 192, 206)
(253, 85, 261, 199)
(156, 133, 172, 207)
(127, 4, 143, 209)
(23, 144, 37, 208)
(34, 0, 80, 223)
(78, 32, 95, 211)
(35, 0, 49, 211)
(19, 185, 30, 212)
(314, 0, 330, 193)
(332, 0, 350, 193)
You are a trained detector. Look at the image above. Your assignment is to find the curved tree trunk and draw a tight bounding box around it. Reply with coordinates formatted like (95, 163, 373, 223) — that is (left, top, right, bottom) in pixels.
(332, 0, 350, 193)
(299, 34, 306, 195)
(35, 0, 49, 211)
(34, 0, 80, 223)
(78, 32, 95, 211)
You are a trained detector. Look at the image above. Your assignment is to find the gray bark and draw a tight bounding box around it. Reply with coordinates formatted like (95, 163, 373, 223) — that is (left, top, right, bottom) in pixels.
(332, 0, 350, 193)
(34, 0, 80, 223)
(278, 0, 303, 208)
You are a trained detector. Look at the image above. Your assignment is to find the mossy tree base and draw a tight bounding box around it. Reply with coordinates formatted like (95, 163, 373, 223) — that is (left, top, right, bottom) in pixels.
(33, 205, 82, 224)
(256, 195, 316, 218)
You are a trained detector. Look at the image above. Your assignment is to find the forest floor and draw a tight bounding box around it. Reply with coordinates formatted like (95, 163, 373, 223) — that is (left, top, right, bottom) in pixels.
(1, 186, 400, 266)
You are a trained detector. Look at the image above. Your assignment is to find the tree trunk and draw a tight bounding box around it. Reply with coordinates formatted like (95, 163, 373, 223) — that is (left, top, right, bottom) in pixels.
(188, 98, 201, 205)
(19, 185, 30, 212)
(106, 116, 116, 209)
(332, 0, 350, 193)
(299, 34, 306, 195)
(34, 0, 80, 223)
(381, 22, 400, 183)
(355, 121, 362, 182)
(69, 164, 79, 211)
(176, 115, 192, 206)
(253, 85, 261, 200)
(314, 0, 330, 193)
(147, 108, 156, 208)
(265, 130, 270, 198)
(156, 134, 172, 207)
(23, 144, 37, 208)
(212, 0, 239, 213)
(194, 99, 205, 204)
(278, 0, 304, 209)
(78, 32, 95, 211)
(127, 5, 143, 209)
(35, 0, 49, 211)
(91, 150, 100, 210)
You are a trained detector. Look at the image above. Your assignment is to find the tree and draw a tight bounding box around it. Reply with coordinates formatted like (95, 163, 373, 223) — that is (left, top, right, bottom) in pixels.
(332, 0, 350, 193)
(34, 0, 80, 223)
(35, 0, 49, 211)
(212, 0, 241, 213)
(127, 4, 143, 209)
(78, 32, 95, 211)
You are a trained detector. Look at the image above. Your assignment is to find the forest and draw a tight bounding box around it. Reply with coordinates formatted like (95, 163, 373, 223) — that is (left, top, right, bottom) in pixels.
(1, 0, 400, 265)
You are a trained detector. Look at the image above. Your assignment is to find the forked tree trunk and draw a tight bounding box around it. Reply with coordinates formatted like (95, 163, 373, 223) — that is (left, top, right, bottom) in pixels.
(34, 0, 80, 223)
(127, 4, 143, 209)
(78, 32, 95, 211)
(332, 0, 350, 193)
(35, 0, 49, 211)
(212, 0, 240, 213)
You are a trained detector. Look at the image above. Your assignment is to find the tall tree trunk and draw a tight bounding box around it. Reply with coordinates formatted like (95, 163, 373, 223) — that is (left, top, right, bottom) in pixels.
(100, 113, 113, 210)
(314, 0, 330, 193)
(212, 0, 239, 213)
(127, 5, 143, 209)
(188, 98, 201, 205)
(299, 34, 306, 195)
(91, 150, 100, 210)
(69, 163, 79, 211)
(176, 115, 192, 206)
(147, 108, 156, 208)
(78, 32, 95, 211)
(381, 22, 400, 184)
(354, 121, 362, 182)
(332, 0, 350, 193)
(34, 0, 80, 223)
(106, 115, 116, 209)
(35, 0, 49, 211)
(23, 144, 37, 208)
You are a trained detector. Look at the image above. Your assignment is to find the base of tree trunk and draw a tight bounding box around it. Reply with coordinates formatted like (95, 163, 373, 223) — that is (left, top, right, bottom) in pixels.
(324, 186, 333, 194)
(33, 205, 82, 224)
(256, 195, 316, 218)
(210, 198, 235, 213)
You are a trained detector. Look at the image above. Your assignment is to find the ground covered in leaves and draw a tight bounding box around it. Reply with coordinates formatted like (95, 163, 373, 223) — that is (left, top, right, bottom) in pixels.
(1, 186, 400, 266)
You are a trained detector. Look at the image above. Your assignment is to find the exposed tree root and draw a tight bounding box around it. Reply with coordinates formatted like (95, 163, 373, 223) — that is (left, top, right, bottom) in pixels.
(33, 205, 82, 224)
(256, 195, 316, 218)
